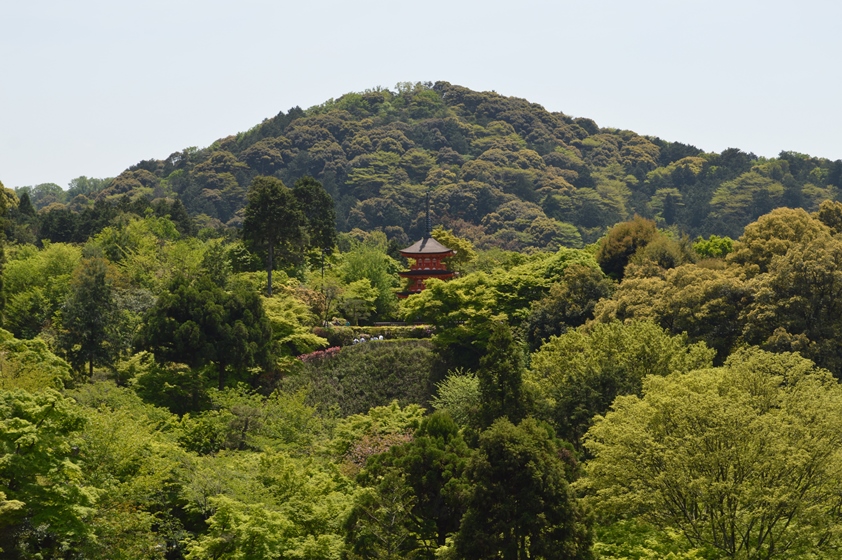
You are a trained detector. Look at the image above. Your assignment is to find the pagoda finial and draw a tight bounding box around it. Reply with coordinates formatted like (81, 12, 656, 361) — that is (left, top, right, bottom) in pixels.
(425, 189, 432, 238)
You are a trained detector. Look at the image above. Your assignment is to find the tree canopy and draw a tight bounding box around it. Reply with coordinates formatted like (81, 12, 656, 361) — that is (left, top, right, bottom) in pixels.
(582, 349, 842, 559)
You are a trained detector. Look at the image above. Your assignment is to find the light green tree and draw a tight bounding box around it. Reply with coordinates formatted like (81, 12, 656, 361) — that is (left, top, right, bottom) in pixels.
(340, 232, 400, 319)
(0, 389, 96, 556)
(341, 279, 379, 326)
(431, 370, 480, 427)
(582, 349, 842, 559)
(526, 321, 714, 447)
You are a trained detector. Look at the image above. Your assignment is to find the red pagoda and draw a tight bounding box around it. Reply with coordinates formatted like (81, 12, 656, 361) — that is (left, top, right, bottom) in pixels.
(397, 194, 456, 298)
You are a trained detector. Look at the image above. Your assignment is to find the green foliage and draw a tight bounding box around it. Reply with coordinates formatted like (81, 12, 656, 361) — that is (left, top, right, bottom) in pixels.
(692, 234, 734, 259)
(595, 216, 658, 279)
(430, 369, 480, 427)
(291, 340, 435, 416)
(343, 471, 416, 560)
(330, 401, 425, 467)
(726, 207, 829, 275)
(16, 83, 842, 254)
(176, 386, 327, 454)
(341, 279, 379, 326)
(629, 233, 694, 271)
(89, 214, 202, 292)
(526, 321, 714, 446)
(594, 520, 708, 559)
(815, 199, 842, 234)
(592, 207, 842, 376)
(56, 254, 120, 377)
(185, 494, 295, 560)
(710, 171, 785, 236)
(477, 322, 526, 427)
(401, 272, 501, 371)
(293, 175, 338, 255)
(403, 248, 599, 371)
(183, 451, 353, 560)
(492, 247, 601, 319)
(582, 349, 842, 559)
(594, 263, 750, 360)
(431, 226, 477, 271)
(128, 351, 210, 414)
(10, 84, 842, 559)
(350, 412, 472, 558)
(524, 262, 615, 350)
(340, 232, 400, 320)
(73, 385, 183, 559)
(3, 242, 81, 339)
(456, 418, 593, 560)
(740, 233, 842, 375)
(0, 389, 96, 556)
(242, 176, 307, 296)
(138, 275, 274, 392)
(261, 290, 328, 356)
(0, 329, 72, 392)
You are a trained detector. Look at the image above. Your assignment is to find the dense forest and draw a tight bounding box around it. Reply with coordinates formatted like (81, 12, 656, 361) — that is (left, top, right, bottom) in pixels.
(16, 82, 842, 250)
(3, 83, 842, 559)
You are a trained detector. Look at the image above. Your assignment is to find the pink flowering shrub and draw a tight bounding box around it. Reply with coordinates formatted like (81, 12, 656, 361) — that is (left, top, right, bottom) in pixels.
(297, 346, 341, 363)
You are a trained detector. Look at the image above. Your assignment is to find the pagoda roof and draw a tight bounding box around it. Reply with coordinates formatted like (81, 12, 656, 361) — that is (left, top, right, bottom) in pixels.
(400, 236, 454, 255)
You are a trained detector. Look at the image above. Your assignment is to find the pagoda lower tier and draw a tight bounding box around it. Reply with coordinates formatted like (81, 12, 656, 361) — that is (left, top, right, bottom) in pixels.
(398, 269, 457, 297)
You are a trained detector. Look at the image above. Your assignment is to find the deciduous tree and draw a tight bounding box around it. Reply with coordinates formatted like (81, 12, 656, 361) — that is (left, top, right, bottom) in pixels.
(526, 321, 714, 447)
(582, 349, 842, 559)
(0, 389, 94, 556)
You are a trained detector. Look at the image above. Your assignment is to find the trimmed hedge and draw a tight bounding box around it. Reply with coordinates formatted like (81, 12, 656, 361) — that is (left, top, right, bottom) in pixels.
(286, 339, 435, 416)
(313, 325, 433, 347)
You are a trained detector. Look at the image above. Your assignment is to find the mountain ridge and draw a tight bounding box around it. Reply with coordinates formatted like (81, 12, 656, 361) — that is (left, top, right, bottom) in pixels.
(18, 81, 842, 249)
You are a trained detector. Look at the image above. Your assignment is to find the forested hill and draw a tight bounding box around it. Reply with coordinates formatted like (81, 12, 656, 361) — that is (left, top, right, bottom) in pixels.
(19, 81, 842, 249)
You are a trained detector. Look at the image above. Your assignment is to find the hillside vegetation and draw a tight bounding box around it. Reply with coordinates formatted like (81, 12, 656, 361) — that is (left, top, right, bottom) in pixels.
(3, 84, 842, 559)
(15, 82, 842, 250)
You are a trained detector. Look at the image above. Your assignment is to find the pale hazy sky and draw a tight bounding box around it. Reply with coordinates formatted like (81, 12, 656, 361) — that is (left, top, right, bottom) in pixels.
(2, 0, 840, 189)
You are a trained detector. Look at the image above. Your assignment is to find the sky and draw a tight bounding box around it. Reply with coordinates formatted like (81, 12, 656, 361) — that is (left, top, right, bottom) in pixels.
(2, 0, 841, 189)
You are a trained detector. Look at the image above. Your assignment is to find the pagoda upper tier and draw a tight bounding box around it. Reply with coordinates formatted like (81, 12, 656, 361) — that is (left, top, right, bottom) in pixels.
(397, 236, 456, 298)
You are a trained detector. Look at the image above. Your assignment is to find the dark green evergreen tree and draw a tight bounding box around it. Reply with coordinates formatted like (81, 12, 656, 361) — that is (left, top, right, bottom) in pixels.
(16, 191, 35, 217)
(58, 255, 119, 377)
(524, 263, 614, 351)
(138, 275, 273, 392)
(242, 176, 306, 296)
(355, 412, 472, 555)
(38, 208, 77, 244)
(293, 176, 337, 257)
(477, 322, 526, 428)
(153, 197, 194, 236)
(456, 418, 593, 560)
